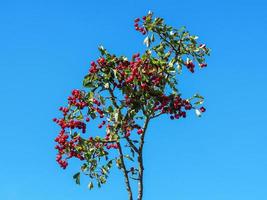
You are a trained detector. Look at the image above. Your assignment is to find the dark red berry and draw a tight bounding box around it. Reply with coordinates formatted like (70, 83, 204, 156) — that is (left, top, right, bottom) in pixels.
(200, 107, 206, 112)
(134, 18, 140, 23)
(137, 129, 143, 135)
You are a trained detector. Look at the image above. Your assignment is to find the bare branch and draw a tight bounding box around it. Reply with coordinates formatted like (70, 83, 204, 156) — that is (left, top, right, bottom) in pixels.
(137, 116, 150, 200)
(125, 137, 139, 154)
(117, 142, 133, 200)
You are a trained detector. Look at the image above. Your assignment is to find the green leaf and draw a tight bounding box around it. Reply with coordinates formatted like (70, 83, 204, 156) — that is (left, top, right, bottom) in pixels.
(107, 160, 113, 168)
(151, 34, 155, 42)
(88, 182, 94, 190)
(81, 164, 88, 172)
(90, 112, 97, 119)
(124, 155, 134, 161)
(98, 45, 107, 55)
(176, 63, 182, 74)
(88, 91, 94, 100)
(100, 176, 106, 184)
(104, 82, 109, 89)
(99, 95, 105, 105)
(116, 158, 122, 169)
(194, 99, 204, 105)
(144, 36, 150, 47)
(83, 79, 93, 88)
(73, 172, 80, 185)
(194, 94, 204, 99)
(107, 106, 114, 113)
(102, 167, 108, 175)
(97, 181, 101, 188)
(76, 114, 83, 120)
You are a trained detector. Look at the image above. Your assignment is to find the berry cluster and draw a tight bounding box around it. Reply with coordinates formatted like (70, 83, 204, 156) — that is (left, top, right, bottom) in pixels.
(185, 60, 195, 73)
(153, 94, 201, 119)
(68, 89, 88, 109)
(53, 127, 84, 169)
(89, 58, 107, 74)
(89, 61, 99, 73)
(106, 143, 118, 150)
(53, 118, 86, 133)
(134, 17, 147, 35)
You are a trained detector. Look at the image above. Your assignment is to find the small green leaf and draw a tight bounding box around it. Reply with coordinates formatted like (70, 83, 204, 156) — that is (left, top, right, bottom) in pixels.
(194, 94, 204, 99)
(195, 109, 202, 117)
(107, 106, 114, 113)
(116, 158, 122, 169)
(73, 172, 80, 185)
(88, 182, 94, 190)
(104, 82, 109, 89)
(99, 95, 105, 105)
(81, 164, 88, 172)
(102, 167, 108, 175)
(90, 112, 97, 119)
(107, 160, 113, 168)
(124, 155, 134, 161)
(194, 99, 204, 105)
(76, 114, 83, 120)
(151, 34, 155, 42)
(100, 176, 106, 184)
(144, 36, 150, 47)
(88, 91, 94, 100)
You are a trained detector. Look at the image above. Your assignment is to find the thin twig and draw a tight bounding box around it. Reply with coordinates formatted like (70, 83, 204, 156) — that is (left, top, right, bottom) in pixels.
(125, 137, 139, 153)
(108, 87, 120, 109)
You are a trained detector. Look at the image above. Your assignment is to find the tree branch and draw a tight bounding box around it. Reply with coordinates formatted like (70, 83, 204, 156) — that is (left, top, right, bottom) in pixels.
(123, 109, 140, 154)
(117, 142, 133, 200)
(137, 116, 150, 200)
(125, 137, 139, 153)
(151, 111, 164, 119)
(108, 87, 120, 109)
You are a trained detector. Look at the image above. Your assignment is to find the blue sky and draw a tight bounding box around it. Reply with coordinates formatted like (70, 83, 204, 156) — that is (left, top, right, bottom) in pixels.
(1, 0, 267, 199)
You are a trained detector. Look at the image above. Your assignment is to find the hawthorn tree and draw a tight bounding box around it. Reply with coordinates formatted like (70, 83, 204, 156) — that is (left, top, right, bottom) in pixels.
(53, 11, 210, 200)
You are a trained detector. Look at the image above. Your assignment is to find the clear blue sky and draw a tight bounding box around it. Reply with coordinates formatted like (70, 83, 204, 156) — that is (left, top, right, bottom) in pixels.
(1, 0, 267, 199)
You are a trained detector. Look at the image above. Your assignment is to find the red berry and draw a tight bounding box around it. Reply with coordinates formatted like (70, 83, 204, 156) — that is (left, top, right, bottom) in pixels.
(141, 83, 147, 89)
(90, 61, 96, 66)
(200, 107, 206, 112)
(125, 131, 130, 137)
(137, 129, 143, 135)
(134, 18, 140, 23)
(200, 63, 207, 68)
